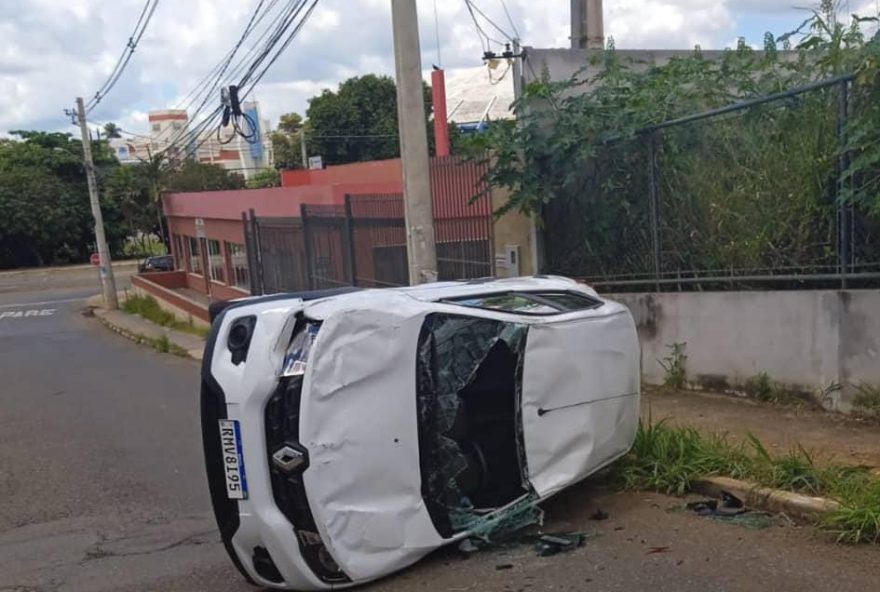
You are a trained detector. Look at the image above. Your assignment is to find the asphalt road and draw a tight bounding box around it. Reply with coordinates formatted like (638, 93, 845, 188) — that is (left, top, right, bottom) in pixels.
(1, 271, 878, 591)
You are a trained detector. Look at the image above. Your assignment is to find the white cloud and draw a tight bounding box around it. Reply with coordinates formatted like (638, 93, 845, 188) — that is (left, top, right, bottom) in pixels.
(1, 0, 871, 137)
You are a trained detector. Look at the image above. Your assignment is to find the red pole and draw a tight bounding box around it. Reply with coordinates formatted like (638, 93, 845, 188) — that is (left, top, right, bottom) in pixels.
(431, 69, 450, 157)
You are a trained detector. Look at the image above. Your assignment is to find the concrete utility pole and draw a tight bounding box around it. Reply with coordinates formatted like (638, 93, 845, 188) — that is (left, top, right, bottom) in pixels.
(76, 97, 119, 309)
(391, 0, 438, 285)
(571, 0, 605, 50)
(300, 130, 308, 168)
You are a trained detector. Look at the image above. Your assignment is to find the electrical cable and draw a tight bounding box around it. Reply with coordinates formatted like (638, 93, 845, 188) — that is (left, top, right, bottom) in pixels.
(163, 0, 318, 160)
(499, 0, 521, 41)
(464, 0, 513, 45)
(162, 0, 293, 156)
(86, 0, 159, 114)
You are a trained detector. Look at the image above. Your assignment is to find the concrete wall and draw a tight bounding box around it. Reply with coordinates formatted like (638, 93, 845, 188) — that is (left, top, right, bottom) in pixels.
(608, 290, 880, 413)
(491, 186, 536, 277)
(131, 273, 211, 326)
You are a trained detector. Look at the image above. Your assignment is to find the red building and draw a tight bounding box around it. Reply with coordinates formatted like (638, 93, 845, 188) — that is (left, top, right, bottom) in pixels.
(151, 156, 491, 320)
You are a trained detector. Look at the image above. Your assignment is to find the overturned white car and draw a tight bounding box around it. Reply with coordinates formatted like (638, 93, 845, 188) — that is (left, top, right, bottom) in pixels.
(201, 276, 640, 590)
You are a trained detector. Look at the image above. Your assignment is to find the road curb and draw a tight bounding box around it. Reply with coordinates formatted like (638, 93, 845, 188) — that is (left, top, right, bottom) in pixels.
(91, 306, 204, 362)
(692, 476, 840, 520)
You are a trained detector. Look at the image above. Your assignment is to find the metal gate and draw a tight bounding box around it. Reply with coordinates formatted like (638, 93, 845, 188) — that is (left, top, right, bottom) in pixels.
(300, 204, 353, 289)
(243, 210, 308, 295)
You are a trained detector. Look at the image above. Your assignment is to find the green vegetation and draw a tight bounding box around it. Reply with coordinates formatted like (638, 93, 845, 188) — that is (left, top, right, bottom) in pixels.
(615, 420, 880, 544)
(122, 294, 208, 338)
(246, 168, 281, 189)
(852, 383, 880, 418)
(150, 334, 189, 357)
(742, 372, 814, 406)
(473, 2, 880, 280)
(659, 342, 688, 389)
(0, 128, 245, 269)
(0, 131, 127, 268)
(304, 74, 433, 166)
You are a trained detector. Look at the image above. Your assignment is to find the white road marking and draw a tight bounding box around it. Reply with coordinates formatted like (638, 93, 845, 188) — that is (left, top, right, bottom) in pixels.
(0, 309, 56, 320)
(0, 297, 83, 310)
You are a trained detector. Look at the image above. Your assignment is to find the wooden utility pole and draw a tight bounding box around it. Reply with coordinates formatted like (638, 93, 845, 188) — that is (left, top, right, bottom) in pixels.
(391, 0, 438, 285)
(76, 97, 119, 309)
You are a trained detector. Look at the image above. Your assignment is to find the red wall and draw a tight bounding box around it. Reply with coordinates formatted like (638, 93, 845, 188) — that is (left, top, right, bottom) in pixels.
(281, 158, 402, 188)
(163, 186, 339, 221)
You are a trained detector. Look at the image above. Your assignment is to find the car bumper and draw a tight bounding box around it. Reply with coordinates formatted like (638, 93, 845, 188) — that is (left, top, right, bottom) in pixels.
(200, 298, 336, 591)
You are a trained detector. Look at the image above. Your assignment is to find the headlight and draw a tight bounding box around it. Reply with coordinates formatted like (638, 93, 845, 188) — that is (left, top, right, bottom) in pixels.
(281, 322, 320, 377)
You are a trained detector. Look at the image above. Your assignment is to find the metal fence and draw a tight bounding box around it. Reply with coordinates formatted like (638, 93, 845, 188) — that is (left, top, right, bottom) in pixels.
(245, 190, 495, 295)
(542, 74, 880, 291)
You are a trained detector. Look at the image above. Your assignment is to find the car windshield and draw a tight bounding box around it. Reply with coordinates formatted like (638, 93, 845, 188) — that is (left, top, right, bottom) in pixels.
(443, 291, 602, 315)
(415, 313, 535, 538)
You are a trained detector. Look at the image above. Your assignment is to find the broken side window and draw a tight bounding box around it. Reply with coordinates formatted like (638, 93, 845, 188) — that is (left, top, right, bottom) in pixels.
(443, 291, 603, 315)
(416, 313, 535, 538)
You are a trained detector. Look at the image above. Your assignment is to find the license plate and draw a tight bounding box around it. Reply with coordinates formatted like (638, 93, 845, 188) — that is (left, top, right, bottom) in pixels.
(219, 419, 248, 500)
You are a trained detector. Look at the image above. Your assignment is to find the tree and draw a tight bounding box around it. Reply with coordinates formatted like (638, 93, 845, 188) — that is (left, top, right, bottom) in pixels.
(103, 165, 156, 255)
(162, 160, 246, 192)
(304, 74, 433, 166)
(246, 168, 281, 188)
(103, 122, 122, 139)
(0, 131, 126, 268)
(271, 112, 304, 170)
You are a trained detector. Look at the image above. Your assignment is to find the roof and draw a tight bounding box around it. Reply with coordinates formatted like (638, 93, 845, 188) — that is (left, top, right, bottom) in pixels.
(444, 66, 515, 124)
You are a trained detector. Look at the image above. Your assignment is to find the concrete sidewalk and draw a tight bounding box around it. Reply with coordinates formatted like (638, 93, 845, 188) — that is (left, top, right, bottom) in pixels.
(644, 387, 880, 469)
(91, 305, 206, 361)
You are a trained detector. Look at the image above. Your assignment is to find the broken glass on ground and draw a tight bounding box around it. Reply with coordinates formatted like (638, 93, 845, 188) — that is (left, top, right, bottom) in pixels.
(683, 491, 777, 530)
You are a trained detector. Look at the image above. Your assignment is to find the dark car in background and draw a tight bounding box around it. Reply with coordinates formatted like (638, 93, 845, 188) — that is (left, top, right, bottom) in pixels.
(139, 255, 174, 273)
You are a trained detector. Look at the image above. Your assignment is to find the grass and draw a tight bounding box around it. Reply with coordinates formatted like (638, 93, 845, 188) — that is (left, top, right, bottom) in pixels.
(659, 342, 688, 390)
(150, 334, 189, 357)
(614, 419, 880, 544)
(742, 372, 815, 407)
(852, 384, 880, 419)
(122, 294, 209, 338)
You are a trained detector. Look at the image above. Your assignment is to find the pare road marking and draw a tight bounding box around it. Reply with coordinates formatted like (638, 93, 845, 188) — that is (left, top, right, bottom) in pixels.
(0, 309, 56, 320)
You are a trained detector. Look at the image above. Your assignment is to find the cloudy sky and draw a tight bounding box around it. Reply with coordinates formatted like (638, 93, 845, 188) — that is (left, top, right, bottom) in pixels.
(3, 0, 878, 137)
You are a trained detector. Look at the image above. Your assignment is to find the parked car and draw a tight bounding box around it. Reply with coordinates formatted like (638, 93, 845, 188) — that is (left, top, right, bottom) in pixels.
(201, 276, 640, 590)
(139, 255, 174, 273)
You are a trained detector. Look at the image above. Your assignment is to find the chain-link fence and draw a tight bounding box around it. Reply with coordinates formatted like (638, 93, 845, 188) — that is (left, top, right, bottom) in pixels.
(543, 74, 880, 291)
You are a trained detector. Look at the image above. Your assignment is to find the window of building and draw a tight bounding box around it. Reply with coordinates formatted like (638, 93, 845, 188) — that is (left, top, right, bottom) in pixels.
(172, 122, 183, 131)
(227, 243, 250, 290)
(172, 234, 185, 269)
(151, 123, 161, 133)
(188, 237, 202, 275)
(207, 239, 225, 283)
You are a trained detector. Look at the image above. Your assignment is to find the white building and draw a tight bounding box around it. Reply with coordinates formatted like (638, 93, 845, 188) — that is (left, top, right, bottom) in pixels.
(111, 103, 274, 179)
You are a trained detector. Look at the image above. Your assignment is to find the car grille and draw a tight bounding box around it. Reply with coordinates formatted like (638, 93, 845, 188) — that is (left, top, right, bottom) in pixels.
(265, 375, 350, 584)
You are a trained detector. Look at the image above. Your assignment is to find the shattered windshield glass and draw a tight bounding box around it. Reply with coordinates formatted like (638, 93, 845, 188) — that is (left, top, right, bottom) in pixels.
(416, 314, 540, 538)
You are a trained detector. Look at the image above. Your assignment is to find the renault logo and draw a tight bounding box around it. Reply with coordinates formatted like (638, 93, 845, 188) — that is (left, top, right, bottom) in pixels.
(272, 445, 306, 473)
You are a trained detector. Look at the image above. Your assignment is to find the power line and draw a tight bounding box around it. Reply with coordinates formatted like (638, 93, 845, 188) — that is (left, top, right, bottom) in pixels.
(499, 0, 521, 41)
(464, 0, 514, 47)
(86, 0, 159, 114)
(166, 0, 317, 157)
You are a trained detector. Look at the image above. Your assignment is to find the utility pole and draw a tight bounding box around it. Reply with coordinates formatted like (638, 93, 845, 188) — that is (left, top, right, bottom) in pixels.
(571, 0, 605, 50)
(300, 130, 308, 168)
(76, 97, 119, 309)
(391, 0, 437, 284)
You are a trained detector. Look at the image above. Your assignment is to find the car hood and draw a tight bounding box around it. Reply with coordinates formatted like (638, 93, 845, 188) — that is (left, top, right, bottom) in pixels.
(298, 300, 445, 582)
(520, 303, 640, 498)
